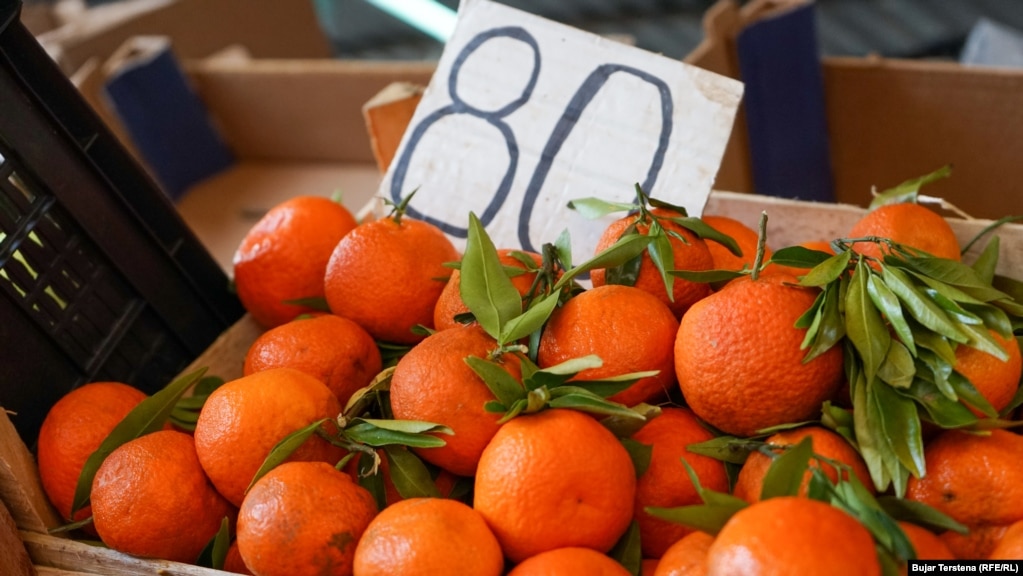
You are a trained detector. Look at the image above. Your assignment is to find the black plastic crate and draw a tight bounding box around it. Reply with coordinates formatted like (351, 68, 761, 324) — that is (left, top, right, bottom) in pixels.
(0, 1, 245, 446)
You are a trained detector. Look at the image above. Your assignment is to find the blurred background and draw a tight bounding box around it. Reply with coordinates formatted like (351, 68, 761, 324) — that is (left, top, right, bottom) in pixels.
(25, 0, 1023, 65)
(311, 0, 1023, 64)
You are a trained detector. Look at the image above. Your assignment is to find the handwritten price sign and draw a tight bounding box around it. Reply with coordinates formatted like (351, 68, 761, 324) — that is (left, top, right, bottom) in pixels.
(378, 0, 743, 261)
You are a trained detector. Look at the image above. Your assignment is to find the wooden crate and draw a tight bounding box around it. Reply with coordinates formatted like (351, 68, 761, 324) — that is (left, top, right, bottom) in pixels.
(2, 190, 1023, 572)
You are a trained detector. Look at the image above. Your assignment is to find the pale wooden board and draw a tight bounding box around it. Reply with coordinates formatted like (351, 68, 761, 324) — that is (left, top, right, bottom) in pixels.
(175, 162, 383, 272)
(705, 190, 1023, 277)
(35, 567, 99, 576)
(1, 502, 34, 576)
(175, 314, 264, 384)
(0, 410, 63, 534)
(21, 531, 234, 576)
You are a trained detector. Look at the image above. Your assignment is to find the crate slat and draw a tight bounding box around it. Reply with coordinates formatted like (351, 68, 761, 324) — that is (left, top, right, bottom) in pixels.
(21, 530, 233, 576)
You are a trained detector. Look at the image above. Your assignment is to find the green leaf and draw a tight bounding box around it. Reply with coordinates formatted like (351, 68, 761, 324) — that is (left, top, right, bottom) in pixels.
(900, 256, 1011, 304)
(567, 197, 637, 219)
(799, 250, 852, 288)
(620, 437, 653, 478)
(384, 445, 441, 499)
(1002, 374, 1023, 417)
(547, 389, 646, 420)
(820, 402, 857, 451)
(961, 215, 1023, 255)
(912, 326, 958, 367)
(566, 373, 654, 400)
(831, 480, 915, 562)
(645, 503, 742, 536)
(876, 496, 969, 535)
(344, 419, 452, 448)
(499, 291, 561, 344)
(608, 521, 643, 576)
(645, 461, 748, 535)
(283, 296, 332, 312)
(461, 212, 525, 342)
(466, 355, 525, 409)
(352, 451, 387, 510)
(668, 269, 746, 284)
(556, 233, 652, 290)
(679, 217, 742, 257)
(646, 192, 689, 216)
(247, 418, 331, 495)
(970, 236, 1000, 285)
(759, 436, 814, 500)
(344, 366, 394, 419)
(602, 403, 662, 439)
(913, 272, 990, 308)
(795, 288, 824, 331)
(947, 370, 998, 418)
(851, 369, 891, 493)
(770, 245, 835, 270)
(193, 375, 225, 396)
(195, 516, 232, 569)
(871, 380, 926, 479)
(801, 281, 846, 363)
(554, 229, 574, 271)
(878, 340, 915, 389)
(961, 302, 1015, 340)
(71, 369, 206, 516)
(866, 273, 916, 356)
(921, 287, 984, 326)
(904, 370, 979, 429)
(868, 165, 952, 209)
(884, 266, 967, 343)
(606, 250, 644, 288)
(646, 223, 676, 301)
(846, 261, 891, 382)
(991, 278, 1023, 318)
(538, 354, 604, 376)
(958, 322, 1011, 362)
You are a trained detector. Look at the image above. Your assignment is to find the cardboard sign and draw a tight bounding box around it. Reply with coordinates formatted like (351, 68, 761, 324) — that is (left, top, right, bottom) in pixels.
(378, 0, 743, 260)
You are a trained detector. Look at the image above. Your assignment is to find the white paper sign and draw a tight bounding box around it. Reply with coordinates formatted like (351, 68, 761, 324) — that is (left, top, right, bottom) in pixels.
(378, 0, 743, 261)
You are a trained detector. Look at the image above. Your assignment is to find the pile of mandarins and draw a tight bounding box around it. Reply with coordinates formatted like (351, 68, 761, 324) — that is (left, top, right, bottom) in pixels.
(35, 179, 1023, 575)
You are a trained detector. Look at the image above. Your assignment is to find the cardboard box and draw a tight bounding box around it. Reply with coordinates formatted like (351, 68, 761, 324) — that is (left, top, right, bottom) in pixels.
(174, 57, 437, 270)
(685, 0, 1023, 221)
(36, 0, 332, 75)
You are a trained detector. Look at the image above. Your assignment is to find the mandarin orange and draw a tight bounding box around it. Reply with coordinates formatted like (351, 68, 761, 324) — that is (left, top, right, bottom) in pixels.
(233, 196, 358, 329)
(953, 329, 1022, 417)
(898, 521, 955, 564)
(707, 496, 881, 575)
(90, 429, 235, 563)
(631, 407, 728, 558)
(36, 381, 149, 530)
(388, 324, 519, 477)
(701, 214, 771, 273)
(508, 547, 631, 576)
(353, 497, 503, 576)
(433, 248, 543, 331)
(237, 461, 377, 576)
(538, 284, 679, 407)
(653, 530, 714, 576)
(732, 425, 873, 503)
(905, 429, 1023, 559)
(674, 273, 844, 437)
(243, 313, 382, 407)
(474, 408, 636, 563)
(590, 207, 714, 318)
(846, 202, 961, 262)
(988, 519, 1023, 560)
(324, 212, 459, 345)
(193, 367, 346, 507)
